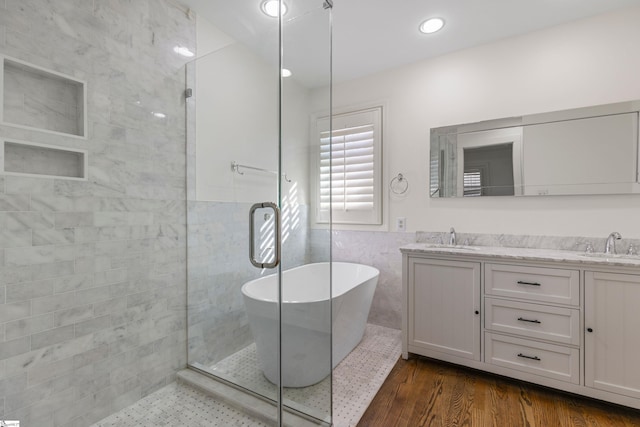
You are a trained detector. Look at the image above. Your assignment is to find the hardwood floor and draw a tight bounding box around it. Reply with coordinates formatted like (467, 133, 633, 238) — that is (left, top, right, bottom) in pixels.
(357, 356, 640, 427)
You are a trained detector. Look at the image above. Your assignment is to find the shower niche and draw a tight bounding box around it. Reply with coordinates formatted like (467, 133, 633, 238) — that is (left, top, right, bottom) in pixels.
(2, 139, 87, 180)
(1, 56, 86, 138)
(0, 56, 88, 180)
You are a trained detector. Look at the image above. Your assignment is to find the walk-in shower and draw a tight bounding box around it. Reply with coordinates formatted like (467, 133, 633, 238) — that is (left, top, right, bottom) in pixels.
(184, 0, 333, 424)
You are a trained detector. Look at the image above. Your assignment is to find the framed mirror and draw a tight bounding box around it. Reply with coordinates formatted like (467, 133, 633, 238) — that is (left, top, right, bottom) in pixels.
(430, 100, 640, 197)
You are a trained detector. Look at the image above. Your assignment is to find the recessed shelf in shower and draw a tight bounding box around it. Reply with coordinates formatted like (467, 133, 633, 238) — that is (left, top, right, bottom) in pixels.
(1, 55, 87, 138)
(2, 139, 88, 180)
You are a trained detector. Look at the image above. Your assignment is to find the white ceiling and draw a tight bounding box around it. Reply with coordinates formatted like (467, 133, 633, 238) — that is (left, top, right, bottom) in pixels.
(180, 0, 638, 88)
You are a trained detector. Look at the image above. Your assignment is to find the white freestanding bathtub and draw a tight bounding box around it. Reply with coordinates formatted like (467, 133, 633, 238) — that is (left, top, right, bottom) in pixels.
(241, 262, 379, 387)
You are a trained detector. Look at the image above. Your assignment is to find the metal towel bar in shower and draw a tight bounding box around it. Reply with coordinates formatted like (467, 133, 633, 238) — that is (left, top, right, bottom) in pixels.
(231, 161, 291, 182)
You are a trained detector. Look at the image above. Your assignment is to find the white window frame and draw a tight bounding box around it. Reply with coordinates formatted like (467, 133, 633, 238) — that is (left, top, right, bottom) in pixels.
(312, 106, 384, 227)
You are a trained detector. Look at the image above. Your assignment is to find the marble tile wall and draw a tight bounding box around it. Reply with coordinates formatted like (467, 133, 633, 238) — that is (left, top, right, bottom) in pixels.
(187, 201, 310, 368)
(0, 1, 195, 426)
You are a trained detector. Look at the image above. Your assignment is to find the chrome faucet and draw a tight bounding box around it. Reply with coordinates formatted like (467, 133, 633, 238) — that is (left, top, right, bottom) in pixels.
(604, 232, 622, 254)
(449, 227, 456, 246)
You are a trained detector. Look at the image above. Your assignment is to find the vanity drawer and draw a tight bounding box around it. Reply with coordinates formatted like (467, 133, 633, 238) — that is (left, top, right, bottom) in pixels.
(485, 264, 579, 305)
(484, 298, 580, 345)
(485, 332, 580, 384)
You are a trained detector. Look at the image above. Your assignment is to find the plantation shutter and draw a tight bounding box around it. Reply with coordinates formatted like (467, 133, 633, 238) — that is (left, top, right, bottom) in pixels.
(316, 107, 382, 224)
(429, 154, 440, 196)
(463, 169, 483, 196)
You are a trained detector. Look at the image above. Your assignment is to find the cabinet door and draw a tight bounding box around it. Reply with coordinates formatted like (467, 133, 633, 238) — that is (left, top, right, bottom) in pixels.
(585, 271, 640, 399)
(408, 258, 480, 361)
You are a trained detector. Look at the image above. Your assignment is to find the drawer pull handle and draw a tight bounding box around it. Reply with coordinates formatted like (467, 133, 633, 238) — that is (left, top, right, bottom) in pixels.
(517, 280, 541, 286)
(517, 317, 541, 324)
(517, 353, 541, 361)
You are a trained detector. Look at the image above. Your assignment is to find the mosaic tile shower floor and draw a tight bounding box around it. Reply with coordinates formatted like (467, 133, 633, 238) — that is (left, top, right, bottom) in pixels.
(90, 382, 269, 427)
(92, 324, 401, 427)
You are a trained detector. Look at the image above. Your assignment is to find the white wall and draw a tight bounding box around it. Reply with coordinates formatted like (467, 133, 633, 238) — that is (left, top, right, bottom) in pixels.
(312, 5, 640, 239)
(194, 16, 310, 205)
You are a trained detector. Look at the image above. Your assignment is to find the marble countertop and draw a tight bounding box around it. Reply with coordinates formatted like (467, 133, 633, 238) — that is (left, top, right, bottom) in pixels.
(400, 243, 640, 268)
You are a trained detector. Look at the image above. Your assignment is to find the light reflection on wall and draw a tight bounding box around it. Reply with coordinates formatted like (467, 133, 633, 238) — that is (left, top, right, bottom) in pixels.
(282, 182, 300, 243)
(259, 181, 301, 274)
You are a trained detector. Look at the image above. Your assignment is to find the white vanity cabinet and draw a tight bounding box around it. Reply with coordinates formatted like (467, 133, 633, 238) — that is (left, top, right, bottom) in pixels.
(585, 271, 640, 400)
(405, 257, 481, 362)
(402, 246, 640, 410)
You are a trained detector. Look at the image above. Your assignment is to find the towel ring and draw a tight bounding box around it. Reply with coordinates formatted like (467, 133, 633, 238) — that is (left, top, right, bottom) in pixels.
(390, 173, 409, 195)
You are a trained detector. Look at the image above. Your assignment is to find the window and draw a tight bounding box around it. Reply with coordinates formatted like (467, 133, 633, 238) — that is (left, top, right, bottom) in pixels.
(315, 107, 382, 225)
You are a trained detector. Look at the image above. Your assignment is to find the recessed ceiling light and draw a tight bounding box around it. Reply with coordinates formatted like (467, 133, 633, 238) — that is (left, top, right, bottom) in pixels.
(261, 0, 287, 18)
(173, 46, 195, 57)
(419, 18, 445, 34)
(282, 68, 292, 78)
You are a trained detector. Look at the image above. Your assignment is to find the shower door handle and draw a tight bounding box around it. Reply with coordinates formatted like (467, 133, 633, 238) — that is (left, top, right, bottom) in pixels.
(249, 202, 281, 269)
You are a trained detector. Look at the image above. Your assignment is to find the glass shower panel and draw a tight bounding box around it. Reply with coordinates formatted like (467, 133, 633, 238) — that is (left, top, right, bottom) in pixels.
(184, 1, 281, 421)
(185, 0, 332, 425)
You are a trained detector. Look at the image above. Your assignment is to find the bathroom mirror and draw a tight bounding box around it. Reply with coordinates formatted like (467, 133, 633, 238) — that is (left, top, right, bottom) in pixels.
(430, 100, 640, 197)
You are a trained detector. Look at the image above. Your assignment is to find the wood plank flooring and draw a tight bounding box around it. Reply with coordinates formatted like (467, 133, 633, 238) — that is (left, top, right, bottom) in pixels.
(357, 356, 640, 427)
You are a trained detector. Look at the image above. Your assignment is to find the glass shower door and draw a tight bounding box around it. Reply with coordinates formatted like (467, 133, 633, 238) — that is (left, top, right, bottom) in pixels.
(185, 0, 332, 425)
(280, 1, 333, 422)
